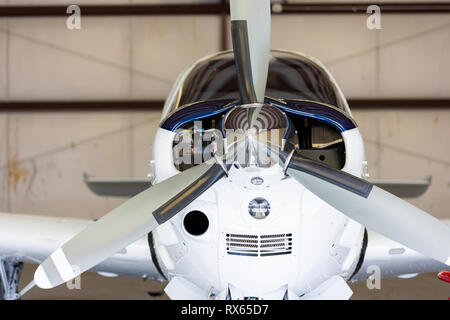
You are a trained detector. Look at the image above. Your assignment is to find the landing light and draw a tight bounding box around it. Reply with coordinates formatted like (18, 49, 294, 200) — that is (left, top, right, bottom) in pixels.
(248, 198, 270, 219)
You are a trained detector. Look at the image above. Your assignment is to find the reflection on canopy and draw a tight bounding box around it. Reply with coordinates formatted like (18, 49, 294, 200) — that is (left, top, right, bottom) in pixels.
(170, 50, 348, 115)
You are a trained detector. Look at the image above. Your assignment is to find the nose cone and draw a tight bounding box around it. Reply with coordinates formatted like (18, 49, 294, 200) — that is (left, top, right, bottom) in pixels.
(223, 104, 289, 168)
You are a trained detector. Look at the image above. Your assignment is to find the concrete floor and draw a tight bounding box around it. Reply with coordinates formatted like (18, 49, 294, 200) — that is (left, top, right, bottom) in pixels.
(18, 263, 449, 300)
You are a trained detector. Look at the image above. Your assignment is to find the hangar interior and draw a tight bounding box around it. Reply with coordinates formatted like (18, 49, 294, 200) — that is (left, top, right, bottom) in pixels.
(0, 0, 449, 299)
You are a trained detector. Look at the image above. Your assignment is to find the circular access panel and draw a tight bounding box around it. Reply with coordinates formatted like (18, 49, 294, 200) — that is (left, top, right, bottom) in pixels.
(183, 210, 209, 236)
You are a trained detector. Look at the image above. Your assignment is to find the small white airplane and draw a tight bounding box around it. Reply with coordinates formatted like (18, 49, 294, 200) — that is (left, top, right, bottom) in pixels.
(1, 0, 449, 300)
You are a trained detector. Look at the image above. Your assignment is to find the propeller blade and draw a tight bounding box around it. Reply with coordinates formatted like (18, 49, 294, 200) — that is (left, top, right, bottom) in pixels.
(34, 162, 226, 289)
(230, 0, 270, 104)
(231, 20, 257, 104)
(283, 153, 450, 266)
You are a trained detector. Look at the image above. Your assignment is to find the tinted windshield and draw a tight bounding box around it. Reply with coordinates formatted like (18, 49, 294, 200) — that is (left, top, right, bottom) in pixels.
(174, 50, 347, 113)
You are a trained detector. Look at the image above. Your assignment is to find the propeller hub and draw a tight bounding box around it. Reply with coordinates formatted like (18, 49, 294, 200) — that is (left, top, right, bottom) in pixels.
(223, 104, 288, 168)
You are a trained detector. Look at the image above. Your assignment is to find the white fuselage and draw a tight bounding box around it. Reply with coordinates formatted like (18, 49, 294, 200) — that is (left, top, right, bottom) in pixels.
(150, 50, 368, 300)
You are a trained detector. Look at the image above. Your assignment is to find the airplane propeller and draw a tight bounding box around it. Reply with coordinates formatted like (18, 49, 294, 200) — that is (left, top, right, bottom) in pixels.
(229, 0, 271, 166)
(34, 162, 227, 288)
(281, 152, 450, 266)
(230, 0, 270, 105)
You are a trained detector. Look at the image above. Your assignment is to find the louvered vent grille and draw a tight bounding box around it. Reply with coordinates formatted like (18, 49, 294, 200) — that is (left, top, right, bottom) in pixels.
(226, 233, 292, 257)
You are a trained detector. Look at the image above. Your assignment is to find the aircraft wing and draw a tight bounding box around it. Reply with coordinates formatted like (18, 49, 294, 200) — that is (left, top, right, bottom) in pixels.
(83, 174, 151, 197)
(351, 220, 450, 282)
(0, 213, 164, 280)
(84, 175, 432, 199)
(368, 177, 431, 198)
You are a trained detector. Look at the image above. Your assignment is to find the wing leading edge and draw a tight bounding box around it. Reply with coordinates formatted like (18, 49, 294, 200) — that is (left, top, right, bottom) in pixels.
(369, 177, 431, 198)
(83, 173, 151, 197)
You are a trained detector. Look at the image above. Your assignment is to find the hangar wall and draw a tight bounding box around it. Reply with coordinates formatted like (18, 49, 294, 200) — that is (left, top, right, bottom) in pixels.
(0, 0, 449, 299)
(1, 4, 450, 100)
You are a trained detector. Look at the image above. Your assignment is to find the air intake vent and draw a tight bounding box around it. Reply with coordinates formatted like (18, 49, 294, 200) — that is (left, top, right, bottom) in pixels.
(226, 233, 292, 257)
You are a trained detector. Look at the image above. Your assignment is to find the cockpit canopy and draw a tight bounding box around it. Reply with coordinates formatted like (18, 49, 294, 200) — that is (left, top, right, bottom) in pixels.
(164, 50, 349, 116)
(163, 50, 353, 172)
